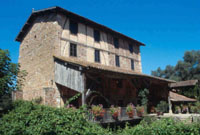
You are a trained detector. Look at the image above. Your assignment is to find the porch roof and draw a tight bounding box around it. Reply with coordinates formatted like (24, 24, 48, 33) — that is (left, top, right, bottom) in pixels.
(54, 55, 175, 83)
(169, 91, 196, 102)
(169, 80, 199, 88)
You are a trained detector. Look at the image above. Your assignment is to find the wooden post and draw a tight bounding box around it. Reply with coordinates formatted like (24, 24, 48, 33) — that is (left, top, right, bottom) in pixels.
(82, 73, 86, 106)
(168, 96, 173, 114)
(82, 92, 85, 105)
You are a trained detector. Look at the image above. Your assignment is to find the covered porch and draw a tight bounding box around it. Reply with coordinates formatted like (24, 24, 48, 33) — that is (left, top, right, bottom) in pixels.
(54, 55, 175, 123)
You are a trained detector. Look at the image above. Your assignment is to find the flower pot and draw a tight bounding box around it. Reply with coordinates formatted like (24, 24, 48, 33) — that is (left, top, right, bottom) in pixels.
(137, 111, 143, 117)
(112, 112, 118, 120)
(127, 112, 134, 118)
(157, 112, 163, 116)
(92, 110, 105, 121)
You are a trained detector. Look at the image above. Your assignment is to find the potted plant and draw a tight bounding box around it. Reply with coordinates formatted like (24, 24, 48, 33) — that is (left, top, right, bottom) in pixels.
(109, 105, 120, 120)
(136, 106, 145, 117)
(182, 105, 188, 114)
(91, 104, 105, 120)
(150, 106, 156, 113)
(126, 103, 135, 118)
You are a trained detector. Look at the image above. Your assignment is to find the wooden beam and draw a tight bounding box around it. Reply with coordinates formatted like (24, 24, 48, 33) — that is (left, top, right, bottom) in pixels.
(85, 73, 101, 84)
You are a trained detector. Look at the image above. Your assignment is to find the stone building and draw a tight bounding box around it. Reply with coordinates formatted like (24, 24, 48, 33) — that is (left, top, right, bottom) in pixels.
(15, 7, 174, 112)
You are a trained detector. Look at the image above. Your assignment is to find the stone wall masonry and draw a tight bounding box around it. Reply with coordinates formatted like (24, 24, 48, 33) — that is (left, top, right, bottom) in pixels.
(18, 13, 63, 104)
(44, 87, 61, 107)
(109, 54, 115, 66)
(12, 91, 23, 100)
(77, 45, 87, 61)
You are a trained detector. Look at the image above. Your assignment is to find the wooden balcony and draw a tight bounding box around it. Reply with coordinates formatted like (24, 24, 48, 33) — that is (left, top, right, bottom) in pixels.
(88, 107, 142, 123)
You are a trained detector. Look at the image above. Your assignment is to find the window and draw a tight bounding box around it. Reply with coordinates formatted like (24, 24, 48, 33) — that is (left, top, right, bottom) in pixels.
(69, 20, 78, 35)
(114, 38, 119, 48)
(94, 49, 100, 63)
(70, 43, 77, 57)
(129, 44, 133, 53)
(94, 30, 100, 42)
(115, 55, 120, 67)
(131, 59, 134, 70)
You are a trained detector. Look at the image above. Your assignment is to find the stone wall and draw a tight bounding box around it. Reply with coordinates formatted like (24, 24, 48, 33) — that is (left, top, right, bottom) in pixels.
(18, 13, 63, 107)
(43, 87, 61, 107)
(12, 91, 23, 100)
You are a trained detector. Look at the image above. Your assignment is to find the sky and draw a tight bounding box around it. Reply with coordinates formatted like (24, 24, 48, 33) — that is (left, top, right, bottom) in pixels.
(0, 0, 199, 74)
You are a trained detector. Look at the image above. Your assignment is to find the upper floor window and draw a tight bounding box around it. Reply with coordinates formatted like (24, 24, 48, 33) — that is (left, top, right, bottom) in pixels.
(94, 49, 100, 63)
(69, 20, 78, 35)
(115, 55, 120, 67)
(94, 30, 100, 42)
(70, 43, 77, 57)
(114, 38, 119, 48)
(129, 44, 133, 53)
(131, 59, 134, 70)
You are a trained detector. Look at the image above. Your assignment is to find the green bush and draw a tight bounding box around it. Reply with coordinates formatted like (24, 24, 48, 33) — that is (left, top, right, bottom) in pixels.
(0, 100, 112, 135)
(1, 100, 200, 135)
(117, 118, 200, 135)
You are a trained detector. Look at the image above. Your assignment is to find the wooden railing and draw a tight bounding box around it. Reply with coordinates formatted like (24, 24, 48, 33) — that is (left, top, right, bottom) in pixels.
(88, 107, 141, 123)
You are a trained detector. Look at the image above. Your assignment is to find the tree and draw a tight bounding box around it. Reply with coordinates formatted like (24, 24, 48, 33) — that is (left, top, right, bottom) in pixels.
(151, 50, 200, 100)
(151, 50, 200, 81)
(0, 49, 18, 114)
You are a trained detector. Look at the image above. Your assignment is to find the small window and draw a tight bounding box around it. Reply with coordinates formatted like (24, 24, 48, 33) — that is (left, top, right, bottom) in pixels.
(69, 20, 78, 35)
(131, 59, 134, 70)
(70, 43, 77, 57)
(114, 38, 119, 48)
(94, 30, 100, 42)
(94, 49, 100, 63)
(115, 55, 120, 67)
(129, 44, 133, 53)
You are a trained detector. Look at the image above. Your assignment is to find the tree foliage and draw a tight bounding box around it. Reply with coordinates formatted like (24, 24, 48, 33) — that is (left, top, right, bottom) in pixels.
(138, 88, 149, 106)
(138, 88, 149, 113)
(0, 49, 18, 113)
(152, 50, 200, 99)
(151, 50, 200, 81)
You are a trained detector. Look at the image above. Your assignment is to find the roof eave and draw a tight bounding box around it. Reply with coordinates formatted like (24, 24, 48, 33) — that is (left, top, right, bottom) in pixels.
(53, 55, 175, 83)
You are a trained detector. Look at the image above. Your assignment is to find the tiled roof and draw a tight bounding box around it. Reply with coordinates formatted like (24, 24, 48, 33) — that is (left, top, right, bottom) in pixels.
(169, 80, 199, 88)
(170, 91, 196, 102)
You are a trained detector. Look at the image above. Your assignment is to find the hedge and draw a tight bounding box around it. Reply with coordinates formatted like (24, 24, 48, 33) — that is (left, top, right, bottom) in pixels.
(116, 117, 200, 135)
(1, 100, 200, 135)
(0, 100, 111, 135)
